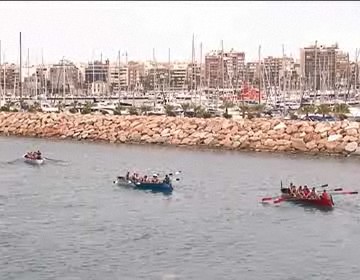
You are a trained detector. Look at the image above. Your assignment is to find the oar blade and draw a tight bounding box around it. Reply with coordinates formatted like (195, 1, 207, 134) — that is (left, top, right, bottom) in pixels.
(331, 191, 358, 195)
(273, 198, 285, 204)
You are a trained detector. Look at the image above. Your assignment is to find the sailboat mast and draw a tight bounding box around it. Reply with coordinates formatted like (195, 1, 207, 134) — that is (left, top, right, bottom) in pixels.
(221, 40, 224, 94)
(3, 53, 5, 97)
(35, 61, 38, 100)
(355, 48, 359, 95)
(153, 48, 156, 106)
(258, 44, 261, 104)
(282, 44, 285, 102)
(19, 32, 23, 104)
(92, 52, 95, 96)
(118, 50, 121, 96)
(63, 58, 66, 101)
(0, 40, 2, 98)
(42, 48, 47, 97)
(168, 47, 171, 92)
(27, 48, 30, 96)
(191, 34, 195, 97)
(200, 42, 202, 106)
(314, 40, 318, 99)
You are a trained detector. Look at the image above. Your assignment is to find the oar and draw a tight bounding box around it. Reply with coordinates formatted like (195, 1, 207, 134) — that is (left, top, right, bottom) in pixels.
(5, 159, 21, 164)
(320, 184, 329, 188)
(330, 191, 358, 195)
(168, 171, 182, 176)
(262, 196, 281, 202)
(44, 157, 66, 163)
(273, 197, 285, 204)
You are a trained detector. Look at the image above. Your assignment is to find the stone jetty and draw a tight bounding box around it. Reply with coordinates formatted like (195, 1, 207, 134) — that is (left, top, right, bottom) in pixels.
(1, 112, 360, 156)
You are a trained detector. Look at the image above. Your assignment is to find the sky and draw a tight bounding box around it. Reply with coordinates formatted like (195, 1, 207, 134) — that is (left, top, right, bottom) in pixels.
(0, 1, 360, 64)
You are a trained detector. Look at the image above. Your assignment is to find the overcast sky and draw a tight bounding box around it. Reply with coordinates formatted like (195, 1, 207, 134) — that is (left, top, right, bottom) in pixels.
(0, 1, 359, 64)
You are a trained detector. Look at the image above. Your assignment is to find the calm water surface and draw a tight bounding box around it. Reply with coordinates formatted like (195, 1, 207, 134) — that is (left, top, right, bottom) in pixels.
(1, 136, 360, 280)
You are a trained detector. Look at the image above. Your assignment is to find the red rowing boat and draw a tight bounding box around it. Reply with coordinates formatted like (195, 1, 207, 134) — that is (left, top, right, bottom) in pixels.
(280, 193, 334, 209)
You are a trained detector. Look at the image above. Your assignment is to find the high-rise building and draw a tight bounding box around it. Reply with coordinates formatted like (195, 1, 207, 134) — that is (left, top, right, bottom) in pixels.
(170, 62, 188, 91)
(300, 43, 338, 90)
(205, 49, 245, 89)
(128, 61, 145, 91)
(0, 63, 19, 95)
(108, 63, 128, 92)
(49, 59, 81, 95)
(85, 60, 109, 84)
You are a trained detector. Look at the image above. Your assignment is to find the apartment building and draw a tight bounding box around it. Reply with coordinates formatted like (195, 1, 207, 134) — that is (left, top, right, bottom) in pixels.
(108, 63, 128, 92)
(300, 43, 338, 90)
(128, 61, 145, 91)
(205, 49, 245, 89)
(49, 59, 81, 95)
(0, 63, 20, 94)
(169, 62, 187, 91)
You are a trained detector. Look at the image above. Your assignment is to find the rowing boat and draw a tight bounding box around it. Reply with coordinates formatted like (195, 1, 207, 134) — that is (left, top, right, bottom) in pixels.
(280, 190, 334, 209)
(23, 154, 45, 165)
(114, 176, 173, 194)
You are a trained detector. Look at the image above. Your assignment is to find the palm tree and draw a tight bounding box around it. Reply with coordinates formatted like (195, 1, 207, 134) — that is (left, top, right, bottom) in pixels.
(181, 103, 191, 115)
(332, 103, 350, 120)
(128, 106, 138, 115)
(239, 103, 249, 119)
(140, 105, 152, 116)
(192, 105, 206, 118)
(220, 101, 235, 110)
(316, 104, 331, 117)
(164, 104, 176, 116)
(28, 102, 42, 113)
(297, 104, 316, 117)
(81, 101, 93, 114)
(114, 103, 124, 115)
(250, 104, 265, 118)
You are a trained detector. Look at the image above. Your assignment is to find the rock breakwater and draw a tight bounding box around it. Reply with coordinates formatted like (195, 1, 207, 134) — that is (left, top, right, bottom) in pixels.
(1, 112, 360, 156)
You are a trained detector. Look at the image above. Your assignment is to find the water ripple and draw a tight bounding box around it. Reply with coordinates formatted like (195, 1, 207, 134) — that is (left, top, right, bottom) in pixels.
(0, 136, 360, 279)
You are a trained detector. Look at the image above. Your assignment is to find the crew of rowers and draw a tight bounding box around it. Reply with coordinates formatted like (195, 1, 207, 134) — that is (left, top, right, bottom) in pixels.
(286, 183, 331, 200)
(25, 150, 42, 160)
(125, 172, 171, 184)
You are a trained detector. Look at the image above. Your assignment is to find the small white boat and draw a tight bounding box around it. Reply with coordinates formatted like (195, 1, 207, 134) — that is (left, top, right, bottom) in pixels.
(23, 154, 45, 165)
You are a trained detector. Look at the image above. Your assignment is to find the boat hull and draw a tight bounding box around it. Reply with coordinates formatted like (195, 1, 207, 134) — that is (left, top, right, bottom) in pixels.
(114, 177, 173, 194)
(281, 194, 334, 209)
(23, 155, 44, 165)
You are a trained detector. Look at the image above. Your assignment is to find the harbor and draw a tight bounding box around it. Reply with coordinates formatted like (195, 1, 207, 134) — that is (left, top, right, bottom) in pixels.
(2, 2, 360, 280)
(1, 135, 360, 280)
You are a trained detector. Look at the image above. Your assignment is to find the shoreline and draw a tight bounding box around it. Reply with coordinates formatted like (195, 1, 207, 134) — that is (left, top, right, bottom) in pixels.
(1, 112, 360, 157)
(0, 133, 351, 159)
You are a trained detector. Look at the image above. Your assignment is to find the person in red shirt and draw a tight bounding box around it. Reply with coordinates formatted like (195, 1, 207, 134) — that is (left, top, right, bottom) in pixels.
(321, 189, 331, 200)
(303, 185, 310, 198)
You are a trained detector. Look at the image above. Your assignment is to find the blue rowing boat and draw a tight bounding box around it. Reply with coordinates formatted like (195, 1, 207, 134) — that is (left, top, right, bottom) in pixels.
(114, 176, 174, 194)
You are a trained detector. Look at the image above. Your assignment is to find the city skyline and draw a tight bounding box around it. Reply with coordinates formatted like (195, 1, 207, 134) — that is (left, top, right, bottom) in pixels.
(1, 1, 360, 64)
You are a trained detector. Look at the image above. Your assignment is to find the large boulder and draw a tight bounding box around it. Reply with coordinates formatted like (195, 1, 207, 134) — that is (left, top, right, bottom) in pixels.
(345, 142, 358, 153)
(273, 122, 287, 130)
(291, 138, 308, 151)
(327, 134, 343, 142)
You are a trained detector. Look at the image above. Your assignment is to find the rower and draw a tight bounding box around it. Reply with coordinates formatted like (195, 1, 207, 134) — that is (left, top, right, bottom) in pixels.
(289, 185, 297, 197)
(303, 185, 310, 198)
(163, 174, 170, 184)
(321, 189, 330, 200)
(308, 187, 319, 199)
(296, 186, 304, 198)
(281, 183, 292, 194)
(126, 171, 130, 180)
(36, 150, 42, 160)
